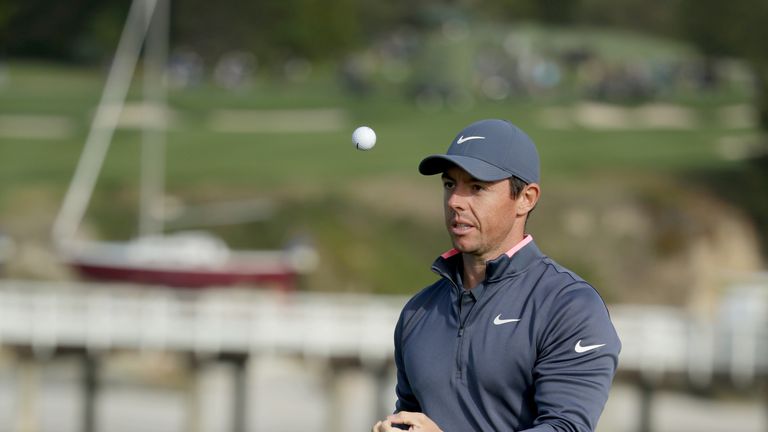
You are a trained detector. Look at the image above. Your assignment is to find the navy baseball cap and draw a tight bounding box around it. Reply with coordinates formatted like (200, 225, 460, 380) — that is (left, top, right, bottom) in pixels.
(418, 119, 540, 183)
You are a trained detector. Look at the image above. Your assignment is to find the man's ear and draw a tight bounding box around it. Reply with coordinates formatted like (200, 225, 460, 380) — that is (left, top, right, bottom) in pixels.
(517, 183, 540, 216)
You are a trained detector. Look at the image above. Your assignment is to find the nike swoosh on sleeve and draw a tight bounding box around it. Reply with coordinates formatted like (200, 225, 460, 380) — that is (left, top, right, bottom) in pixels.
(574, 340, 606, 353)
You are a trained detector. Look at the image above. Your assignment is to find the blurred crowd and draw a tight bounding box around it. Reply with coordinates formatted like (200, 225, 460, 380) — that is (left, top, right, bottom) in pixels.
(164, 23, 753, 112)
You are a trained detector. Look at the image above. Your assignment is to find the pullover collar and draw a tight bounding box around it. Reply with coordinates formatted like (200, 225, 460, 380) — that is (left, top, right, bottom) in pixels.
(431, 235, 544, 289)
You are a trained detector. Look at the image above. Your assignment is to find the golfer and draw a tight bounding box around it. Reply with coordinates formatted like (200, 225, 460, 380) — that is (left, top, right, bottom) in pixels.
(372, 119, 620, 432)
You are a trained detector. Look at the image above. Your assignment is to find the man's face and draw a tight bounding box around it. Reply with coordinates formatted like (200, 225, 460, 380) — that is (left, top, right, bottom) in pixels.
(442, 166, 521, 261)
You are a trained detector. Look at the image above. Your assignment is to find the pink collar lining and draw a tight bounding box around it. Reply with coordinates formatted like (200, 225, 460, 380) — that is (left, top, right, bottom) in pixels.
(440, 234, 533, 260)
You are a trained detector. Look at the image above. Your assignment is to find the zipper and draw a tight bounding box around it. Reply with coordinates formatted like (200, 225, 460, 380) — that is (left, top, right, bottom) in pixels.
(432, 264, 471, 381)
(443, 276, 465, 380)
(456, 324, 465, 379)
(456, 288, 480, 381)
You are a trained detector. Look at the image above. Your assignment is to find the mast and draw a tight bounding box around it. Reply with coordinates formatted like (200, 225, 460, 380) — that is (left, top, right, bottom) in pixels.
(139, 0, 169, 237)
(51, 0, 161, 246)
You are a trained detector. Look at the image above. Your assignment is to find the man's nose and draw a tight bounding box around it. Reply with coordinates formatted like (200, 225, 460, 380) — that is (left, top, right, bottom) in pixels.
(446, 189, 467, 210)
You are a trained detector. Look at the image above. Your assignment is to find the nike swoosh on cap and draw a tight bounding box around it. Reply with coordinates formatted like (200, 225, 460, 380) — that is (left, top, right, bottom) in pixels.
(574, 340, 606, 353)
(456, 135, 485, 144)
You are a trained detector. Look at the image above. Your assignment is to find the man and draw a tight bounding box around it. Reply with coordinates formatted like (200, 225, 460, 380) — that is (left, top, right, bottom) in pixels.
(372, 119, 621, 432)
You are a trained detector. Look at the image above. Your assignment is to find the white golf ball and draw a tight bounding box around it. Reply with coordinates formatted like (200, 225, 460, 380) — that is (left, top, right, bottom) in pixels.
(352, 126, 376, 151)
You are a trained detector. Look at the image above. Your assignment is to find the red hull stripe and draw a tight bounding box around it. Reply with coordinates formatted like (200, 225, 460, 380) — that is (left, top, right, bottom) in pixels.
(73, 263, 296, 290)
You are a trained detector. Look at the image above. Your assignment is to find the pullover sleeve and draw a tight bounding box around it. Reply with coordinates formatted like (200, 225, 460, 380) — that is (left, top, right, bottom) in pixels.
(520, 283, 621, 432)
(393, 309, 422, 413)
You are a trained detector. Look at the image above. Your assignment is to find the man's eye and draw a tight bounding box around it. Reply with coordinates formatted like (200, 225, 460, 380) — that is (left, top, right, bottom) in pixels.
(471, 184, 484, 192)
(443, 182, 454, 189)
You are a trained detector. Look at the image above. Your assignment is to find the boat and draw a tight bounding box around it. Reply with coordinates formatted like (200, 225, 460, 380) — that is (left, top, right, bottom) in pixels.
(52, 0, 315, 289)
(59, 233, 315, 290)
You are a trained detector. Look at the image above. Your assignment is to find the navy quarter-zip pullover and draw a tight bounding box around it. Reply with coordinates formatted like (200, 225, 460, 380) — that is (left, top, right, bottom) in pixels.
(393, 238, 621, 432)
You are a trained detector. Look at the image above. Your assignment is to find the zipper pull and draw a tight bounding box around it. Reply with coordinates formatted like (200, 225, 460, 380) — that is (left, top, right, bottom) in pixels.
(458, 327, 464, 337)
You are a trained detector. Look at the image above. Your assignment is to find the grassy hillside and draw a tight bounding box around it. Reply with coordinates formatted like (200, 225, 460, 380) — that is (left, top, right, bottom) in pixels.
(0, 43, 761, 298)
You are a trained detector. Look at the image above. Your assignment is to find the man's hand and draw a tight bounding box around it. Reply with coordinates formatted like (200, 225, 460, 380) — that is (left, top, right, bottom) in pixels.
(372, 411, 443, 432)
